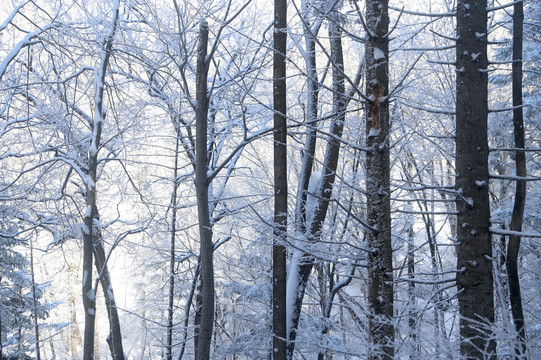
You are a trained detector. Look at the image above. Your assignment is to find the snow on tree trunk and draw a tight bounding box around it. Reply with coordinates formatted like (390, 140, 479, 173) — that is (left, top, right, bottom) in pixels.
(365, 0, 394, 358)
(82, 2, 120, 358)
(507, 1, 528, 358)
(455, 1, 496, 358)
(272, 0, 288, 356)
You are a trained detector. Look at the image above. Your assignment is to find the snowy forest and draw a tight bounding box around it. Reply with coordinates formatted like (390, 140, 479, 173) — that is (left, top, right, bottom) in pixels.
(0, 0, 540, 359)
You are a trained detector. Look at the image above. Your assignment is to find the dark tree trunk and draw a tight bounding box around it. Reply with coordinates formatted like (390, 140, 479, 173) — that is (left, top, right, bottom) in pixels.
(507, 1, 528, 358)
(455, 1, 496, 358)
(93, 237, 124, 360)
(287, 16, 347, 359)
(166, 130, 181, 360)
(272, 0, 288, 357)
(365, 0, 394, 359)
(82, 4, 119, 359)
(194, 20, 213, 360)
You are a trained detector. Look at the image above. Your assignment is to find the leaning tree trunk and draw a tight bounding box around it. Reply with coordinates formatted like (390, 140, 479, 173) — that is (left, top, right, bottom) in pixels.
(272, 0, 288, 356)
(82, 3, 119, 358)
(287, 17, 347, 359)
(507, 1, 528, 358)
(93, 232, 124, 360)
(194, 20, 213, 360)
(455, 1, 496, 359)
(365, 0, 394, 359)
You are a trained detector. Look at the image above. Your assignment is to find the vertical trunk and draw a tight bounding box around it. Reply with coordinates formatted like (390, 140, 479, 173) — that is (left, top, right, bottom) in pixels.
(166, 130, 181, 360)
(82, 3, 119, 359)
(272, 0, 288, 357)
(455, 1, 496, 359)
(507, 2, 528, 358)
(194, 21, 213, 360)
(29, 240, 41, 360)
(365, 0, 394, 359)
(407, 218, 417, 360)
(70, 263, 79, 358)
(287, 17, 347, 359)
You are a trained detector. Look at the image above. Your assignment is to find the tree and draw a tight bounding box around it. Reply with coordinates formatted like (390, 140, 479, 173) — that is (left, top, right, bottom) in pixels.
(506, 2, 528, 359)
(194, 20, 214, 360)
(455, 0, 496, 358)
(272, 0, 288, 357)
(364, 0, 394, 358)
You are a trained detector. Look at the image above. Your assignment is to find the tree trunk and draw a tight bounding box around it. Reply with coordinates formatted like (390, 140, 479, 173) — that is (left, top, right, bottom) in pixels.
(507, 1, 528, 358)
(194, 20, 213, 360)
(29, 240, 41, 360)
(287, 16, 347, 359)
(272, 0, 288, 356)
(455, 1, 496, 358)
(93, 237, 124, 360)
(82, 3, 119, 359)
(166, 129, 181, 360)
(365, 0, 394, 359)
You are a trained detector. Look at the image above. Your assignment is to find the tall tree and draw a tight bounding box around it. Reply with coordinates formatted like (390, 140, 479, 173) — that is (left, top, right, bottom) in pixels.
(82, 1, 122, 359)
(365, 0, 394, 359)
(455, 0, 496, 358)
(194, 20, 213, 360)
(507, 1, 528, 358)
(272, 0, 288, 356)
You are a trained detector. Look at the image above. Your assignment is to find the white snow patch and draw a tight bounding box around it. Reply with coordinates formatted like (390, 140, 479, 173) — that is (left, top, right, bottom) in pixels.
(475, 180, 486, 188)
(368, 127, 381, 137)
(373, 47, 385, 61)
(475, 32, 486, 39)
(87, 289, 96, 301)
(286, 248, 302, 335)
(305, 171, 321, 226)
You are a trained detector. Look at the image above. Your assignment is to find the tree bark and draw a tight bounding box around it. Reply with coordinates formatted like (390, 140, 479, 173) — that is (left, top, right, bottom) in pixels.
(455, 1, 496, 358)
(166, 128, 181, 360)
(507, 1, 528, 358)
(287, 16, 347, 359)
(194, 20, 213, 360)
(365, 0, 394, 359)
(82, 3, 119, 358)
(93, 236, 124, 360)
(272, 0, 288, 356)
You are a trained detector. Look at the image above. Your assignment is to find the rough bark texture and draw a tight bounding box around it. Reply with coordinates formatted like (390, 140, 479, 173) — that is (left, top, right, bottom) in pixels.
(194, 20, 213, 360)
(365, 0, 394, 359)
(272, 0, 288, 357)
(455, 1, 496, 358)
(507, 1, 528, 358)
